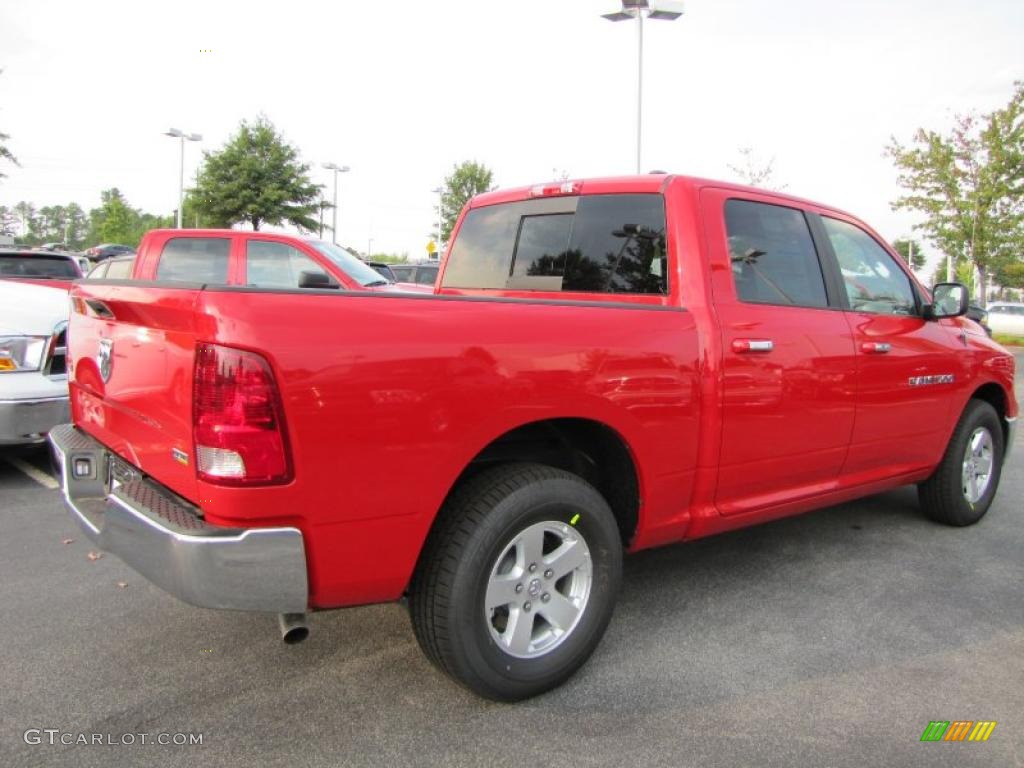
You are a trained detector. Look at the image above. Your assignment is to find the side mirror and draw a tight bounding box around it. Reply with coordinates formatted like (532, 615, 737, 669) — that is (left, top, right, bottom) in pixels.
(298, 271, 339, 289)
(924, 282, 969, 319)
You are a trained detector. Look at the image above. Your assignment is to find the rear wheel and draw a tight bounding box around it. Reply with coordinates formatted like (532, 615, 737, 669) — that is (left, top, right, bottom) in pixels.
(918, 400, 1004, 526)
(409, 463, 622, 701)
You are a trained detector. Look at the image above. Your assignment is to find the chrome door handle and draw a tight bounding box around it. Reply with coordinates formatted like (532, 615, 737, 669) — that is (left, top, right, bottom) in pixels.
(861, 342, 892, 354)
(732, 339, 774, 353)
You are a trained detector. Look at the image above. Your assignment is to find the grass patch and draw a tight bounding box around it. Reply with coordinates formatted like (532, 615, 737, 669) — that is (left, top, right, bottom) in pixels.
(992, 333, 1024, 347)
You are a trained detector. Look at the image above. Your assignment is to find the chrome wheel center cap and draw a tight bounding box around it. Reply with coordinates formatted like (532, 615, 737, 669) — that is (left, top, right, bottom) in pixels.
(527, 578, 542, 597)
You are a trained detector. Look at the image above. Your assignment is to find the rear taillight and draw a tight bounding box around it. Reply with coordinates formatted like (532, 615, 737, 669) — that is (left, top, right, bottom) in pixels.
(193, 343, 291, 485)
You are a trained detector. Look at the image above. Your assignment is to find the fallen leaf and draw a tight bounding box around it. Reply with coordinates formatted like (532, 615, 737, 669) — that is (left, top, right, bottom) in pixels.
(62, 538, 75, 545)
(87, 551, 103, 562)
(116, 581, 128, 589)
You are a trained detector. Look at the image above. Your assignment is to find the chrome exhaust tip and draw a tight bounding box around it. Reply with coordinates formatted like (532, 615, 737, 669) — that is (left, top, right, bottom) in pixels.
(277, 612, 309, 644)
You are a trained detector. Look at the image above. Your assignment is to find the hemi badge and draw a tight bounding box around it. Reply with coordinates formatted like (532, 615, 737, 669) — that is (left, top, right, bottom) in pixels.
(172, 448, 190, 466)
(908, 374, 955, 387)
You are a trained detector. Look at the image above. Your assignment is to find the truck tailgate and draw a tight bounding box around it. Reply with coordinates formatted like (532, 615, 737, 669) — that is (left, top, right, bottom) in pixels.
(68, 283, 205, 504)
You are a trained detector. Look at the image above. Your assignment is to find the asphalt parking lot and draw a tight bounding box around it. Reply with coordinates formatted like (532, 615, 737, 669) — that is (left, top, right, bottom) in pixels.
(2, 356, 1022, 768)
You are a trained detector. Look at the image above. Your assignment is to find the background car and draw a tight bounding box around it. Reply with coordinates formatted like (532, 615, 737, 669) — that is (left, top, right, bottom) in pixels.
(85, 255, 135, 280)
(85, 243, 135, 262)
(966, 304, 991, 336)
(0, 249, 82, 279)
(985, 302, 1024, 336)
(390, 262, 439, 286)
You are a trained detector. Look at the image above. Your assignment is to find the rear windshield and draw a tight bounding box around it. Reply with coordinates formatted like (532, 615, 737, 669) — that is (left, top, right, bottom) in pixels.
(0, 253, 80, 278)
(415, 266, 439, 285)
(441, 193, 667, 294)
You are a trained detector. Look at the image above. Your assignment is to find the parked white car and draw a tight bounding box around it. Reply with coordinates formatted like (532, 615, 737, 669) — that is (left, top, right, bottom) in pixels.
(0, 280, 70, 445)
(986, 302, 1024, 337)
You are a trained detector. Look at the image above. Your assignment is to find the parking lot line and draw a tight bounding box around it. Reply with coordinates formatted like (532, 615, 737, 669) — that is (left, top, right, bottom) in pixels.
(5, 457, 59, 490)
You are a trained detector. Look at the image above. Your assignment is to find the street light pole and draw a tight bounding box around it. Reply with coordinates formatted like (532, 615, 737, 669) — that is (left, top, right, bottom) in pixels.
(164, 128, 202, 228)
(432, 186, 443, 256)
(636, 10, 643, 175)
(602, 1, 684, 173)
(322, 163, 350, 245)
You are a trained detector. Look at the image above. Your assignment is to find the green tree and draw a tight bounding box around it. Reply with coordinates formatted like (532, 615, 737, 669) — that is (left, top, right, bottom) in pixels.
(886, 82, 1024, 304)
(993, 261, 1024, 290)
(36, 205, 66, 242)
(0, 70, 17, 181)
(181, 187, 221, 229)
(192, 116, 322, 231)
(63, 203, 87, 248)
(0, 205, 17, 235)
(891, 237, 926, 272)
(438, 160, 495, 243)
(13, 201, 36, 239)
(95, 189, 135, 244)
(367, 252, 409, 264)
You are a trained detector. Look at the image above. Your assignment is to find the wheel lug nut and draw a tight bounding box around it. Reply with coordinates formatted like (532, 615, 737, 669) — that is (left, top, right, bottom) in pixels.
(515, 584, 523, 593)
(523, 602, 532, 612)
(544, 569, 553, 579)
(541, 593, 550, 603)
(529, 563, 537, 573)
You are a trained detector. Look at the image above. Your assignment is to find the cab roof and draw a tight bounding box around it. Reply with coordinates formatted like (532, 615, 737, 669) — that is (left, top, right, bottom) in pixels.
(469, 173, 855, 220)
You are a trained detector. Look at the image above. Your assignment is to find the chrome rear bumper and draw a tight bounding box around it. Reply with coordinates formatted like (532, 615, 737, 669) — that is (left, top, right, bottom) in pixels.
(48, 424, 308, 613)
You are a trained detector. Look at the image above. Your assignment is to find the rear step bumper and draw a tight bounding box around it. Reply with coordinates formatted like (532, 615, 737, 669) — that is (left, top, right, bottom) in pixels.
(48, 424, 308, 613)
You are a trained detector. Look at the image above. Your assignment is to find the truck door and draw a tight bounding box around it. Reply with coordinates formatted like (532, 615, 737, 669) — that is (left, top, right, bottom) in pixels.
(814, 213, 958, 478)
(701, 190, 858, 517)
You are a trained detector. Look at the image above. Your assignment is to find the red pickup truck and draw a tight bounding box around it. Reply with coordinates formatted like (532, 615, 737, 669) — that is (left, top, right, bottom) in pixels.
(51, 174, 1017, 701)
(119, 229, 400, 290)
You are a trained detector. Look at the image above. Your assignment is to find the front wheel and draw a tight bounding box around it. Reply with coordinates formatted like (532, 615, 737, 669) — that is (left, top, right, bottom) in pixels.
(918, 399, 1005, 526)
(409, 463, 622, 701)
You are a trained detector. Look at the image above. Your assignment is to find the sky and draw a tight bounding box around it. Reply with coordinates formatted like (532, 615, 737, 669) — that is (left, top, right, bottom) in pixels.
(0, 0, 1021, 267)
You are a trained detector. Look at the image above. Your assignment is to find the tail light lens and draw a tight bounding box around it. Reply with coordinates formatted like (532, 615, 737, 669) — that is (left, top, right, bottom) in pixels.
(193, 343, 292, 485)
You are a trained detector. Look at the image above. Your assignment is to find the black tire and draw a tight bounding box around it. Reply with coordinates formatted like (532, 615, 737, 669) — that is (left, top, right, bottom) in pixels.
(918, 399, 1005, 526)
(409, 463, 622, 701)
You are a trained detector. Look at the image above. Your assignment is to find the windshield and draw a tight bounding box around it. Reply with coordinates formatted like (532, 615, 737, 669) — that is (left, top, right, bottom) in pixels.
(308, 241, 390, 287)
(0, 253, 80, 278)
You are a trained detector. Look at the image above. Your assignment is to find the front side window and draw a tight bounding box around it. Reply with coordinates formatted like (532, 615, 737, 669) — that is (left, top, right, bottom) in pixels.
(442, 194, 667, 295)
(156, 237, 230, 283)
(308, 241, 389, 287)
(725, 200, 828, 308)
(246, 240, 328, 288)
(822, 217, 916, 315)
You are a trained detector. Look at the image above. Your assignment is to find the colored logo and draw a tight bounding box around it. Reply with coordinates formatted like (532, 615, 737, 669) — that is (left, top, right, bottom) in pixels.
(920, 721, 996, 742)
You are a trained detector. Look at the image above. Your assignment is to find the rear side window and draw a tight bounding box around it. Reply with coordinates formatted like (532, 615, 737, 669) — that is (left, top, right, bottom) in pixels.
(156, 237, 230, 283)
(725, 200, 828, 308)
(246, 240, 328, 288)
(105, 259, 133, 279)
(442, 194, 667, 294)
